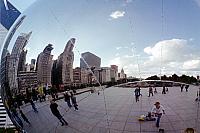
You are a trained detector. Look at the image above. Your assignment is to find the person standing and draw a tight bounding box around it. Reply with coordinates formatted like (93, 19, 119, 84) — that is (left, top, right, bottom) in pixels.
(30, 99, 38, 113)
(134, 87, 140, 102)
(19, 109, 31, 125)
(70, 90, 78, 111)
(162, 86, 166, 94)
(181, 84, 184, 92)
(50, 100, 68, 126)
(185, 85, 189, 92)
(151, 102, 165, 128)
(148, 86, 154, 97)
(64, 92, 72, 108)
(154, 87, 157, 93)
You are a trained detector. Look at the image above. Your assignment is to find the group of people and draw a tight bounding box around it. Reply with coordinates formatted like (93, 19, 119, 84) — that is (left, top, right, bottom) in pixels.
(180, 84, 190, 92)
(63, 90, 78, 111)
(134, 85, 170, 128)
(49, 90, 79, 126)
(134, 85, 169, 102)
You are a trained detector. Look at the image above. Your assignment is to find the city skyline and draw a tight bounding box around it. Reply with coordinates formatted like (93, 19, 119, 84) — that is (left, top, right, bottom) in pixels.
(3, 0, 200, 78)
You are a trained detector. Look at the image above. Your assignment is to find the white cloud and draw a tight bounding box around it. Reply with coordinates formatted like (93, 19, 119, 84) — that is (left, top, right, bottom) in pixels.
(116, 46, 122, 50)
(109, 38, 200, 78)
(182, 60, 200, 70)
(110, 11, 125, 19)
(144, 39, 190, 63)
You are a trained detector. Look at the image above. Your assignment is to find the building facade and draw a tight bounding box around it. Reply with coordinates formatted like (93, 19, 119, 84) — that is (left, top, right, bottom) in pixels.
(36, 44, 53, 86)
(73, 67, 81, 86)
(101, 67, 111, 83)
(8, 32, 32, 94)
(17, 49, 27, 72)
(57, 38, 75, 86)
(111, 65, 118, 81)
(17, 71, 37, 93)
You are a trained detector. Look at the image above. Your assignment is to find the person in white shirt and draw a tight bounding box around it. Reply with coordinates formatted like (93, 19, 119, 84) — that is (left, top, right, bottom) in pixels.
(151, 102, 165, 127)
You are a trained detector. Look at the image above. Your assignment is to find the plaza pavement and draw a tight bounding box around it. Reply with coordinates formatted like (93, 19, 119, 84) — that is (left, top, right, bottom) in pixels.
(21, 86, 200, 133)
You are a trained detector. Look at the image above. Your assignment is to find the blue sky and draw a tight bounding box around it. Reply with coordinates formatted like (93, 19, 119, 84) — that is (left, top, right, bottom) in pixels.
(5, 0, 200, 78)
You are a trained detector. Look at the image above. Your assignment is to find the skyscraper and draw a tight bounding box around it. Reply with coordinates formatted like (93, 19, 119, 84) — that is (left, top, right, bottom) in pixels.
(17, 49, 27, 72)
(80, 52, 101, 69)
(57, 38, 75, 86)
(36, 44, 53, 86)
(8, 32, 32, 93)
(111, 65, 118, 81)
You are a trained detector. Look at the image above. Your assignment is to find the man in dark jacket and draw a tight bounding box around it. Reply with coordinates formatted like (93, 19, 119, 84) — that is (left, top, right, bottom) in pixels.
(50, 100, 68, 126)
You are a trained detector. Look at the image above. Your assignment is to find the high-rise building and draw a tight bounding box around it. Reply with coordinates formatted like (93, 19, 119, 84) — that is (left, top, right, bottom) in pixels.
(81, 68, 89, 85)
(31, 59, 36, 65)
(111, 65, 118, 81)
(80, 52, 101, 69)
(101, 67, 111, 83)
(29, 59, 36, 71)
(36, 44, 53, 86)
(8, 32, 32, 94)
(17, 71, 37, 93)
(0, 52, 10, 84)
(57, 38, 75, 86)
(73, 67, 81, 86)
(1, 15, 26, 61)
(17, 49, 27, 72)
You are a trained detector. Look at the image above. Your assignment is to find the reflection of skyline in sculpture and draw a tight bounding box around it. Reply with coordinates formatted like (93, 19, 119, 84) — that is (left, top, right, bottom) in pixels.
(36, 44, 53, 86)
(18, 49, 27, 72)
(80, 52, 101, 69)
(1, 15, 26, 59)
(8, 32, 32, 94)
(53, 38, 75, 87)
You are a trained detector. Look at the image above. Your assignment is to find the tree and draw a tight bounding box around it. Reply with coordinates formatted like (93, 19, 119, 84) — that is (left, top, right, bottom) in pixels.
(146, 75, 160, 80)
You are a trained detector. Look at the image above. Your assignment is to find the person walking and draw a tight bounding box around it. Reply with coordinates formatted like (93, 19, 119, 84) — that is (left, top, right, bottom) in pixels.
(30, 99, 38, 113)
(64, 91, 72, 108)
(50, 100, 68, 126)
(134, 87, 140, 102)
(148, 86, 154, 97)
(19, 109, 31, 125)
(154, 87, 157, 93)
(151, 102, 165, 128)
(70, 90, 78, 111)
(181, 84, 184, 92)
(162, 86, 166, 94)
(185, 85, 190, 92)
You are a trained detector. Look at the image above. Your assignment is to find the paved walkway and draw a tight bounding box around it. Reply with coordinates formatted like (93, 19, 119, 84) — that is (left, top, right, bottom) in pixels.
(21, 86, 200, 133)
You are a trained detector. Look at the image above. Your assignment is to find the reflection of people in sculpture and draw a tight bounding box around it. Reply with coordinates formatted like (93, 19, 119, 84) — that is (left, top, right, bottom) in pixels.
(50, 99, 68, 126)
(70, 90, 78, 111)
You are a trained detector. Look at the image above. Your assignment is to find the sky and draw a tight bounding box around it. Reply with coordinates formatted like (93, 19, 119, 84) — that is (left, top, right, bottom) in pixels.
(4, 0, 200, 78)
